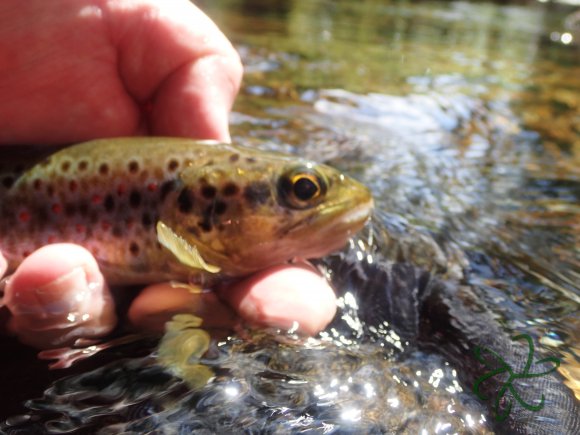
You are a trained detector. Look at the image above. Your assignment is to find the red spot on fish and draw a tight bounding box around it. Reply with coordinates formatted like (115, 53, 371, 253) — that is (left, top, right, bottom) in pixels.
(147, 182, 157, 192)
(18, 211, 30, 222)
(51, 204, 62, 214)
(69, 180, 78, 192)
(76, 224, 86, 234)
(22, 250, 31, 258)
(92, 194, 102, 204)
(101, 221, 111, 231)
(117, 184, 126, 196)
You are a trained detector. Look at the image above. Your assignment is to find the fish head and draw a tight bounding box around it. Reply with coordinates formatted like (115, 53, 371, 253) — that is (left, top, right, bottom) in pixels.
(159, 152, 373, 276)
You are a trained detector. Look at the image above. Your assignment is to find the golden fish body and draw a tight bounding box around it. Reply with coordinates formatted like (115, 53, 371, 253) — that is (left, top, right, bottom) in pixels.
(0, 137, 373, 285)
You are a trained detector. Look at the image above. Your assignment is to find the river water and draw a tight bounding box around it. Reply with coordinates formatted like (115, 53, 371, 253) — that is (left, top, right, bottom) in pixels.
(215, 0, 579, 417)
(1, 0, 578, 433)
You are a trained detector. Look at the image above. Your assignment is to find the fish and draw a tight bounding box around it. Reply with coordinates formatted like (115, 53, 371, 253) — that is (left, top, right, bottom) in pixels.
(0, 137, 373, 285)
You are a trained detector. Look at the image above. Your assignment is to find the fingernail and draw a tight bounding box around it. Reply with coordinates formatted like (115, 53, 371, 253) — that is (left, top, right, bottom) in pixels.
(5, 266, 105, 329)
(0, 252, 7, 278)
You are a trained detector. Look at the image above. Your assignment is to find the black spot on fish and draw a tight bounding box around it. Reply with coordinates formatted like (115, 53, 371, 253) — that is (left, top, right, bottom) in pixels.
(129, 190, 142, 208)
(33, 179, 42, 191)
(104, 195, 115, 213)
(244, 182, 270, 206)
(160, 179, 178, 200)
(129, 242, 140, 256)
(141, 212, 153, 228)
(64, 203, 76, 217)
(204, 201, 228, 222)
(246, 157, 256, 164)
(199, 219, 212, 232)
(229, 153, 240, 163)
(2, 176, 14, 189)
(78, 201, 89, 216)
(215, 201, 227, 215)
(167, 159, 179, 172)
(78, 161, 88, 171)
(99, 163, 109, 175)
(128, 161, 139, 173)
(177, 189, 194, 213)
(201, 185, 217, 199)
(61, 161, 71, 172)
(222, 182, 239, 196)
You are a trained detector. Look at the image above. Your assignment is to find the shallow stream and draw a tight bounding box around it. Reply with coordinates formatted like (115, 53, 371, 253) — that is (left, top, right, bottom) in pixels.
(1, 1, 578, 433)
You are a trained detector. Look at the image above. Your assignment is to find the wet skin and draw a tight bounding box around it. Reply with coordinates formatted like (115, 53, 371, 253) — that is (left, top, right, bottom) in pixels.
(0, 0, 339, 348)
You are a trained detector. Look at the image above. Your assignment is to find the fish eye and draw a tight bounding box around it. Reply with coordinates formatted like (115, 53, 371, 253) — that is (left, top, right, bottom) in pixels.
(278, 166, 327, 209)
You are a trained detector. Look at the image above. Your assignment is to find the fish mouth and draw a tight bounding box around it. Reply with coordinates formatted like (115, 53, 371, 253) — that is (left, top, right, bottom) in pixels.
(286, 196, 374, 238)
(299, 196, 374, 258)
(334, 198, 375, 226)
(320, 197, 374, 236)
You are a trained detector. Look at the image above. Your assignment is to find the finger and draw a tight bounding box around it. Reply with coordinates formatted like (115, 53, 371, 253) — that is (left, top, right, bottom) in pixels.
(219, 263, 337, 336)
(128, 283, 237, 334)
(0, 251, 6, 278)
(0, 0, 140, 145)
(0, 252, 8, 335)
(149, 54, 241, 142)
(3, 244, 117, 349)
(108, 0, 243, 141)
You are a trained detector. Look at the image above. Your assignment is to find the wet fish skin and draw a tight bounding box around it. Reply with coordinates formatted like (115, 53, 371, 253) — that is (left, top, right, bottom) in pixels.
(0, 137, 373, 285)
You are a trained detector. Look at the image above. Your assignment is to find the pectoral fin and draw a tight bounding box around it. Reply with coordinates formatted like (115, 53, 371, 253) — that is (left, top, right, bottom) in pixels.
(156, 221, 221, 274)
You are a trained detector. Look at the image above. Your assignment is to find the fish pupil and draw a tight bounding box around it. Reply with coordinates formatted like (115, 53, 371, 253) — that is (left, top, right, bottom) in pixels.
(293, 177, 319, 201)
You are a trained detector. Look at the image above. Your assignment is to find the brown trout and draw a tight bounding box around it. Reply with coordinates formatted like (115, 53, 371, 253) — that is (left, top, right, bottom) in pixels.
(0, 137, 373, 285)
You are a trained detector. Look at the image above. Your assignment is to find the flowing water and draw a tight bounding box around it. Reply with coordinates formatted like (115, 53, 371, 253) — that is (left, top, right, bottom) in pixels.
(1, 0, 579, 433)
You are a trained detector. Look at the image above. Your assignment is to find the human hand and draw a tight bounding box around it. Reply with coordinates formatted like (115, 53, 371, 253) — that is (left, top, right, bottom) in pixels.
(0, 0, 337, 350)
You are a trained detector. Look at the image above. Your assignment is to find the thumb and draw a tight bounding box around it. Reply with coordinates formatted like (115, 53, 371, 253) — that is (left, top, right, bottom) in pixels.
(2, 244, 117, 349)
